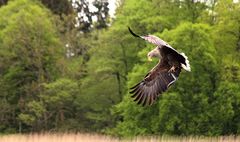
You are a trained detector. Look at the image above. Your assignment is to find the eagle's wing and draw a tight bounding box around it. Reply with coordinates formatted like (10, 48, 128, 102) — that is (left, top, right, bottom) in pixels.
(128, 27, 191, 71)
(130, 58, 181, 106)
(128, 27, 169, 47)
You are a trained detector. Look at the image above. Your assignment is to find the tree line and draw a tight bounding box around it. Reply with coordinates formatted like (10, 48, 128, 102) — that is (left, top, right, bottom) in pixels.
(0, 0, 240, 137)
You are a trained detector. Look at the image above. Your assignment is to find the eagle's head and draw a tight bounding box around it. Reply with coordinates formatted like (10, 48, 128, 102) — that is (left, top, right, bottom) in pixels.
(147, 47, 161, 61)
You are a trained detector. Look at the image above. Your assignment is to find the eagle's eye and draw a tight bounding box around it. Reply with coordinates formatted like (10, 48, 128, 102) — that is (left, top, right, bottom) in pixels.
(147, 53, 153, 61)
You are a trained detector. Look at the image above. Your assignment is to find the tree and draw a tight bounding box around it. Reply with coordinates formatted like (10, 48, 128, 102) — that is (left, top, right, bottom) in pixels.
(40, 0, 73, 16)
(113, 22, 218, 137)
(40, 78, 80, 131)
(0, 0, 64, 132)
(210, 0, 240, 134)
(73, 0, 110, 32)
(1, 0, 240, 136)
(0, 0, 7, 7)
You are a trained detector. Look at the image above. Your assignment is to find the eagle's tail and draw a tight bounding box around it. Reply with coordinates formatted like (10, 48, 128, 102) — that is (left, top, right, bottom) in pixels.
(180, 52, 191, 72)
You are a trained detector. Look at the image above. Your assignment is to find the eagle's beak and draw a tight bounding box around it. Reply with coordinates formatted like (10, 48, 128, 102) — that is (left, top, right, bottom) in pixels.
(148, 56, 152, 61)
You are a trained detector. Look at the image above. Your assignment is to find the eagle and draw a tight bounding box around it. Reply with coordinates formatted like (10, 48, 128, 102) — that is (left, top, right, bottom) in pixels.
(128, 27, 191, 106)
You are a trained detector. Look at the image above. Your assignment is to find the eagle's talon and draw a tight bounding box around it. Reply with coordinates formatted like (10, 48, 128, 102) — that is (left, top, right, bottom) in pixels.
(168, 66, 176, 73)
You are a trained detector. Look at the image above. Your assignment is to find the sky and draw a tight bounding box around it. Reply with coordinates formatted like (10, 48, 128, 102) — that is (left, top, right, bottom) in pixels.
(233, 0, 239, 3)
(87, 0, 117, 17)
(72, 0, 118, 22)
(87, 0, 116, 17)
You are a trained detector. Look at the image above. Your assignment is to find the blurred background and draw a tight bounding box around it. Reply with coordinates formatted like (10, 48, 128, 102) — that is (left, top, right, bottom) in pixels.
(0, 0, 240, 138)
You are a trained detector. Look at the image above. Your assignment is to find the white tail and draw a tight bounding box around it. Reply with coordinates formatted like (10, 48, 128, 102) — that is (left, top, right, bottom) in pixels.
(180, 53, 191, 72)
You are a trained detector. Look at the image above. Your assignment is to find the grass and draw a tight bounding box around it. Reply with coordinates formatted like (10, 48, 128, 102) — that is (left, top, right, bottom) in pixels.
(0, 133, 239, 142)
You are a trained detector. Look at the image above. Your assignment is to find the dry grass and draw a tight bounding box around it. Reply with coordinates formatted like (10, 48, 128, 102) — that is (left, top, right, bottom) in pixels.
(0, 133, 239, 142)
(0, 133, 118, 142)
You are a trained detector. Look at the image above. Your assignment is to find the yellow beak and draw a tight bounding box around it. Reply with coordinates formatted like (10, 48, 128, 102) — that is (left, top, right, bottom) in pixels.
(148, 56, 153, 61)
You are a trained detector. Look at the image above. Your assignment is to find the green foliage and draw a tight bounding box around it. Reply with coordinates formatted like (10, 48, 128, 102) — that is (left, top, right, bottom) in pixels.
(40, 78, 79, 130)
(39, 0, 73, 15)
(112, 22, 218, 137)
(0, 0, 7, 7)
(111, 0, 240, 137)
(0, 0, 240, 137)
(0, 0, 64, 132)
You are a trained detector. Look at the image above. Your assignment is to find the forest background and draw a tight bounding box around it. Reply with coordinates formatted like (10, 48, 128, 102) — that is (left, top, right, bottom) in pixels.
(0, 0, 240, 138)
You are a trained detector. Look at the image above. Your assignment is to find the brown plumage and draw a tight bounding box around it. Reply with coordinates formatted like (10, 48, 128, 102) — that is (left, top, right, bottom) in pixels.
(128, 27, 191, 106)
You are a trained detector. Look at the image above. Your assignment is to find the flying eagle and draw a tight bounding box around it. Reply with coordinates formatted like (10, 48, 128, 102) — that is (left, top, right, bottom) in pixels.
(128, 27, 190, 106)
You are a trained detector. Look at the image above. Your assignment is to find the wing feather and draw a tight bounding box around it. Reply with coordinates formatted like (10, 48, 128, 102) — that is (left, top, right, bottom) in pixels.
(128, 27, 190, 72)
(128, 27, 190, 106)
(134, 91, 143, 102)
(130, 59, 181, 106)
(128, 27, 169, 47)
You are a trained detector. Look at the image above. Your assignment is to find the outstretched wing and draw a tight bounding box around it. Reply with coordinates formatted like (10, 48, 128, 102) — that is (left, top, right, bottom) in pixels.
(128, 27, 169, 47)
(128, 27, 191, 71)
(129, 59, 181, 106)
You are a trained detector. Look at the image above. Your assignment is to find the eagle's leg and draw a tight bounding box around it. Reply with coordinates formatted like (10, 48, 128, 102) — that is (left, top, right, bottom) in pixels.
(167, 55, 179, 73)
(168, 66, 176, 73)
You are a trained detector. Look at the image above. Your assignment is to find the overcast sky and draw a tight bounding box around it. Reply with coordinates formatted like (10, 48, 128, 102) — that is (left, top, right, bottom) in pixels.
(87, 0, 117, 17)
